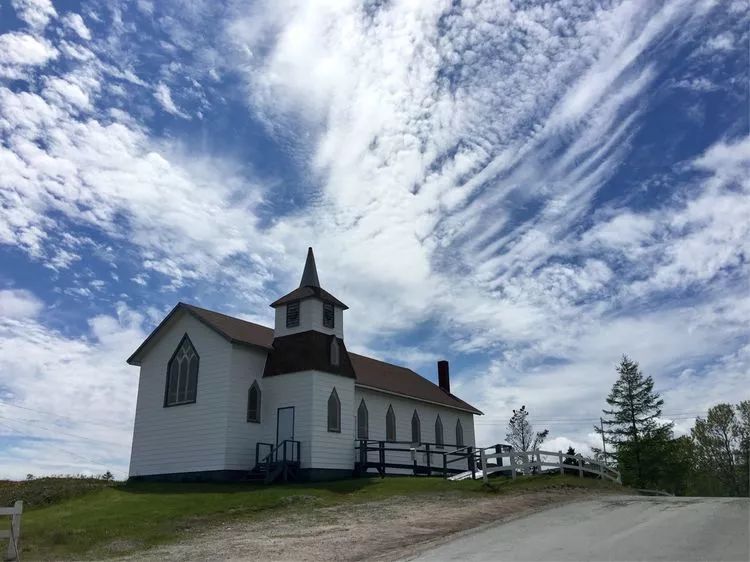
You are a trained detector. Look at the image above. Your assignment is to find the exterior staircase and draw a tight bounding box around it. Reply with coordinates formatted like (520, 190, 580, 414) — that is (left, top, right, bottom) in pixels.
(247, 440, 301, 484)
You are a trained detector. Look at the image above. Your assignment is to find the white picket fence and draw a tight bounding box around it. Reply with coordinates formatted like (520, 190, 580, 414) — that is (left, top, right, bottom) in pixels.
(479, 448, 621, 485)
(1, 501, 22, 561)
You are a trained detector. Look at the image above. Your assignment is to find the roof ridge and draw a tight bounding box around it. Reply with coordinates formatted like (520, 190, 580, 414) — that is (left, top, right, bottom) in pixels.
(128, 302, 481, 414)
(182, 302, 273, 331)
(348, 351, 415, 372)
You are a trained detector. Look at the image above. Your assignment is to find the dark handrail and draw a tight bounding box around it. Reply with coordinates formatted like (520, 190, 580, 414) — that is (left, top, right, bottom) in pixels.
(257, 439, 301, 468)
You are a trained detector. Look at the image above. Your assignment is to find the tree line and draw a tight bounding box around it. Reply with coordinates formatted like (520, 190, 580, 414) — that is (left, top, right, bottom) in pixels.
(594, 355, 748, 496)
(503, 355, 748, 496)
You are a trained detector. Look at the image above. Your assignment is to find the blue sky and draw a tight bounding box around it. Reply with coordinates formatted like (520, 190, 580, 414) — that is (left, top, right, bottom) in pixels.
(0, 0, 748, 479)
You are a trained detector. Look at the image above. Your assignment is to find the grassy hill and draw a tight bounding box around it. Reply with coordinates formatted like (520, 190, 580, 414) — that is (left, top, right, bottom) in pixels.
(3, 475, 620, 560)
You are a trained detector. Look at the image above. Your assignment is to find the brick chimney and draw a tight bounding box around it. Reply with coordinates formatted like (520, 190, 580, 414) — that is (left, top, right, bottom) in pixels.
(437, 360, 450, 393)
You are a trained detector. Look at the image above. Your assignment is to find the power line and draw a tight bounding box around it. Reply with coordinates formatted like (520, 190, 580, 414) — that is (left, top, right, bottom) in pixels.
(0, 401, 131, 430)
(0, 419, 127, 478)
(476, 412, 707, 426)
(0, 414, 127, 447)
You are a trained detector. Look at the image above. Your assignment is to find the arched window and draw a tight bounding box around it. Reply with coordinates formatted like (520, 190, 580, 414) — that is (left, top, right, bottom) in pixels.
(456, 418, 464, 447)
(165, 334, 199, 406)
(357, 399, 369, 440)
(386, 405, 396, 441)
(330, 337, 340, 366)
(327, 388, 341, 432)
(411, 410, 421, 444)
(435, 415, 444, 448)
(247, 381, 261, 423)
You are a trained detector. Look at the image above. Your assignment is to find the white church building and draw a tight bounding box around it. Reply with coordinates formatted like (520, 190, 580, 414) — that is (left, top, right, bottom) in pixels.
(127, 248, 482, 481)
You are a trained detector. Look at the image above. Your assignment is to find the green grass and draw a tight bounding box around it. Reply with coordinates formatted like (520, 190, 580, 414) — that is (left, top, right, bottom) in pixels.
(13, 475, 620, 560)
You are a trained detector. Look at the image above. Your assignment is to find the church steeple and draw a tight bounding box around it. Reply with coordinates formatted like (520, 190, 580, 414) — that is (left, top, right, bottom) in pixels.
(270, 247, 347, 339)
(299, 247, 320, 288)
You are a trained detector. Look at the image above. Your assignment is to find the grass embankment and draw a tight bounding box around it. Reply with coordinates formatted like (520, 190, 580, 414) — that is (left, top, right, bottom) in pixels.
(9, 475, 619, 560)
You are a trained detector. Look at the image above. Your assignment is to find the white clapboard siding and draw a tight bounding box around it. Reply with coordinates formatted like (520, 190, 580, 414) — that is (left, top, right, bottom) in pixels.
(273, 300, 344, 339)
(260, 372, 316, 468)
(354, 388, 476, 473)
(222, 344, 270, 470)
(129, 311, 234, 476)
(309, 372, 356, 470)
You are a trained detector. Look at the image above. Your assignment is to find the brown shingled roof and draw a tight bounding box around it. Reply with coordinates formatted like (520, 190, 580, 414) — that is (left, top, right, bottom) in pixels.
(263, 331, 356, 379)
(270, 286, 348, 309)
(127, 303, 481, 415)
(348, 353, 481, 414)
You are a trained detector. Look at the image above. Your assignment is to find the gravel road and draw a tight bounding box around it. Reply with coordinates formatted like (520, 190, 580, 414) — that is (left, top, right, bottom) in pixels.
(116, 487, 608, 561)
(404, 496, 750, 562)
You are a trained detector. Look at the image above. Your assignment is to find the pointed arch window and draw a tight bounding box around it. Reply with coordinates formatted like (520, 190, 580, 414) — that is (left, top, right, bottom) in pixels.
(411, 410, 421, 444)
(435, 415, 444, 448)
(330, 337, 340, 367)
(327, 388, 341, 432)
(386, 405, 396, 441)
(165, 334, 199, 406)
(357, 399, 369, 440)
(247, 381, 261, 423)
(455, 418, 464, 447)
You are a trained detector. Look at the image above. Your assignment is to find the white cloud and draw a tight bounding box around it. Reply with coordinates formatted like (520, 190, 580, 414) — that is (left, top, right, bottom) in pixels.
(10, 0, 57, 31)
(42, 76, 92, 110)
(0, 289, 43, 320)
(63, 13, 92, 41)
(0, 82, 277, 296)
(0, 33, 58, 77)
(0, 295, 145, 479)
(704, 32, 735, 52)
(154, 82, 189, 118)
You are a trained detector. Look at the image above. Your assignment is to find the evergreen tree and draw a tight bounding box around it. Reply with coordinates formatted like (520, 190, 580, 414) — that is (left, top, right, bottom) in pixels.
(595, 355, 672, 487)
(562, 446, 579, 476)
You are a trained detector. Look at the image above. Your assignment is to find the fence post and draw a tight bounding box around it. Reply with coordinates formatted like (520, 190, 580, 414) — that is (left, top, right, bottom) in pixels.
(379, 441, 385, 477)
(577, 455, 583, 478)
(6, 500, 22, 561)
(558, 450, 564, 475)
(442, 453, 448, 479)
(510, 451, 516, 480)
(359, 439, 367, 469)
(425, 443, 431, 475)
(495, 444, 503, 467)
(481, 448, 488, 484)
(469, 446, 476, 480)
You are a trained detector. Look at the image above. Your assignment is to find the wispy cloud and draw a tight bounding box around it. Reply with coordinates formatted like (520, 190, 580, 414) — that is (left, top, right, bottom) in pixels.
(153, 82, 189, 118)
(0, 0, 746, 475)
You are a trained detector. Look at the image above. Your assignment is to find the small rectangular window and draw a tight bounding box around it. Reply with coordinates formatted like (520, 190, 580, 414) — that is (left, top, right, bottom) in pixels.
(286, 301, 300, 328)
(323, 302, 334, 328)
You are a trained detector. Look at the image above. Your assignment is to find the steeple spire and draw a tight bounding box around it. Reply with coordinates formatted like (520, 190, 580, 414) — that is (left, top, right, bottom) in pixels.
(299, 247, 321, 288)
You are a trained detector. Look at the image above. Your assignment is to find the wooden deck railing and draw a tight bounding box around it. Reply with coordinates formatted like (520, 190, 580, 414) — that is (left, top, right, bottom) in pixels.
(353, 441, 621, 484)
(355, 440, 475, 477)
(479, 448, 621, 484)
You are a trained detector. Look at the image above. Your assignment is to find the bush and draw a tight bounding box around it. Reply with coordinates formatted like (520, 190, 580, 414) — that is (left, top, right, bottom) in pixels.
(0, 475, 117, 509)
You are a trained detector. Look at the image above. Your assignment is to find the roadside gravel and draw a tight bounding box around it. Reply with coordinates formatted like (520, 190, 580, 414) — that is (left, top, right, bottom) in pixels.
(118, 486, 615, 561)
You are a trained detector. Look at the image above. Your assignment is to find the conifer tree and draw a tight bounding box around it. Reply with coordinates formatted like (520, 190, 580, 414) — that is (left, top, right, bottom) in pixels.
(595, 355, 671, 487)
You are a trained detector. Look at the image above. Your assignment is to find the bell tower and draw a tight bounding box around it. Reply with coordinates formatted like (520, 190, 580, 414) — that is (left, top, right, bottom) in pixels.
(270, 247, 347, 339)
